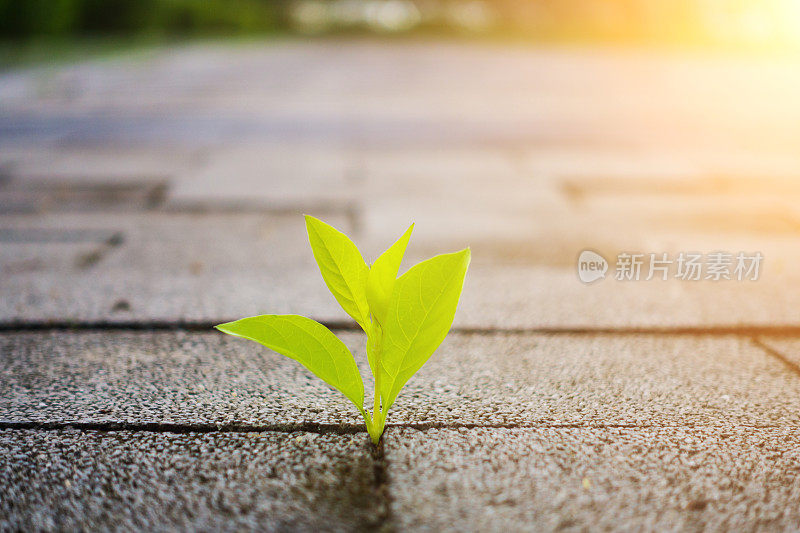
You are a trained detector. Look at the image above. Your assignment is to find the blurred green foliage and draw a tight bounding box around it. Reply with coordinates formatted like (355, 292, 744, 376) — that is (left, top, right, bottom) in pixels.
(0, 0, 283, 38)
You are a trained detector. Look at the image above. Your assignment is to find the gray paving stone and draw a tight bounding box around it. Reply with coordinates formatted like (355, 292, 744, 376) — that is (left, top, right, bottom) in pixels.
(2, 332, 799, 427)
(388, 333, 800, 426)
(3, 43, 800, 154)
(523, 146, 800, 183)
(0, 429, 381, 532)
(3, 44, 800, 329)
(6, 256, 798, 329)
(2, 145, 200, 184)
(457, 266, 800, 329)
(384, 426, 800, 532)
(166, 143, 357, 210)
(360, 145, 800, 270)
(2, 210, 800, 328)
(0, 331, 366, 427)
(0, 212, 349, 324)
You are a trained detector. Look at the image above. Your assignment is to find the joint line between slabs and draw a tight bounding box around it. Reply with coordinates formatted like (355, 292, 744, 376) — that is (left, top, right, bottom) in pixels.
(0, 421, 793, 435)
(752, 337, 800, 378)
(7, 321, 800, 337)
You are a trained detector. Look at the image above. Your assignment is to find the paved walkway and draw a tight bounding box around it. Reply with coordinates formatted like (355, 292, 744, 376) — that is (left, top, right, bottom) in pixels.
(2, 40, 800, 531)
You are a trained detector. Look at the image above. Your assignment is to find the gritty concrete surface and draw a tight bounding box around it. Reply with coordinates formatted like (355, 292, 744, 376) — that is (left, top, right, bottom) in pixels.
(390, 333, 800, 426)
(0, 331, 368, 426)
(385, 426, 800, 532)
(1, 332, 799, 427)
(0, 429, 383, 532)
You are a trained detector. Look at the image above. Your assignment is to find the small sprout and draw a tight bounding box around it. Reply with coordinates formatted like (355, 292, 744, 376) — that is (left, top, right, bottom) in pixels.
(216, 216, 470, 444)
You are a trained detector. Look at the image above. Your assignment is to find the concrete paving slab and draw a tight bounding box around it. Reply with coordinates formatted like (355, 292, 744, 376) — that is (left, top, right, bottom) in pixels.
(359, 146, 800, 268)
(3, 43, 800, 154)
(6, 253, 800, 329)
(1, 332, 798, 427)
(754, 337, 800, 370)
(523, 146, 800, 183)
(2, 211, 800, 328)
(3, 45, 800, 328)
(0, 212, 349, 324)
(166, 143, 357, 210)
(388, 333, 800, 426)
(0, 429, 381, 532)
(384, 426, 800, 532)
(456, 266, 800, 330)
(0, 241, 103, 274)
(3, 145, 201, 184)
(0, 331, 369, 427)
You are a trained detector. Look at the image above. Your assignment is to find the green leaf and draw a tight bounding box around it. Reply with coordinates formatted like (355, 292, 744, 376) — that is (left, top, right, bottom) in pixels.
(366, 223, 414, 326)
(305, 215, 370, 329)
(216, 314, 364, 409)
(379, 248, 470, 412)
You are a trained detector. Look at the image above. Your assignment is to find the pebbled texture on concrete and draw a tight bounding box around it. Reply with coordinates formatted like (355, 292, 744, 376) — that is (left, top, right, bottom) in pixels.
(0, 331, 368, 427)
(2, 332, 800, 427)
(390, 333, 800, 426)
(0, 429, 383, 532)
(384, 426, 800, 532)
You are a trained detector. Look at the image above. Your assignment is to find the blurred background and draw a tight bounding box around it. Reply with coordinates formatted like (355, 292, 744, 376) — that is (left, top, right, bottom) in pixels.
(5, 0, 800, 49)
(2, 0, 800, 328)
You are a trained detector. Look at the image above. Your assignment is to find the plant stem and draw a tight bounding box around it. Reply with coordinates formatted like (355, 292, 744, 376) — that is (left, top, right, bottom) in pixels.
(359, 406, 374, 437)
(373, 362, 381, 428)
(368, 321, 384, 445)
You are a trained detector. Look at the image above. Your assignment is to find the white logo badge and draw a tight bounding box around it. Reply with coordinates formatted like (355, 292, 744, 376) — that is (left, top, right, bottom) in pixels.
(577, 250, 608, 284)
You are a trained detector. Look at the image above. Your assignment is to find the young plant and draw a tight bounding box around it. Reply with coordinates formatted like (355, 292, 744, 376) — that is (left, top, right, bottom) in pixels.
(216, 216, 470, 444)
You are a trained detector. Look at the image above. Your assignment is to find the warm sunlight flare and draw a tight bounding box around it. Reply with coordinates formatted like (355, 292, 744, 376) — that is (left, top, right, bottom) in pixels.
(703, 0, 800, 48)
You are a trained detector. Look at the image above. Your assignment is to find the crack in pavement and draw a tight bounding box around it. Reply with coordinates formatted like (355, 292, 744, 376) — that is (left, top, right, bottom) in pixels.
(369, 437, 395, 533)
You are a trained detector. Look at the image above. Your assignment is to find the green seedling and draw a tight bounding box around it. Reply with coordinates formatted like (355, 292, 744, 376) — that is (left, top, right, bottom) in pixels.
(216, 216, 470, 444)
